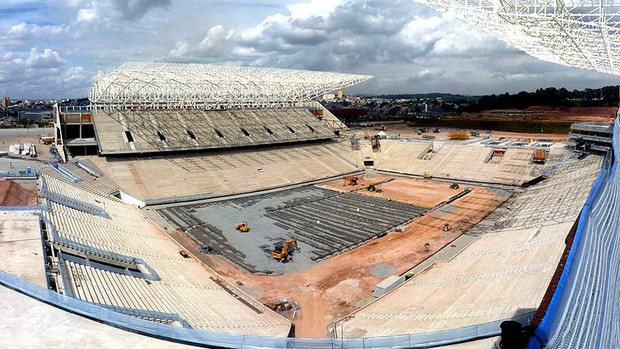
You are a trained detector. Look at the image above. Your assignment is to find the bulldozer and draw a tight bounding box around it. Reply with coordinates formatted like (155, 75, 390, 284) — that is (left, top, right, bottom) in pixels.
(343, 175, 359, 186)
(235, 221, 250, 233)
(272, 238, 300, 262)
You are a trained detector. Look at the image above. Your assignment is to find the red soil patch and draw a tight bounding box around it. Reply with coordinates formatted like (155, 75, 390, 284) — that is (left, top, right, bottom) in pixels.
(382, 123, 570, 141)
(0, 180, 37, 206)
(315, 174, 389, 193)
(478, 106, 617, 123)
(358, 178, 467, 208)
(525, 106, 617, 116)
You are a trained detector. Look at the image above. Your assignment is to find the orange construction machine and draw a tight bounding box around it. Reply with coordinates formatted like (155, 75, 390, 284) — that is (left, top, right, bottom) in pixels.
(271, 238, 300, 262)
(235, 221, 250, 233)
(343, 175, 359, 186)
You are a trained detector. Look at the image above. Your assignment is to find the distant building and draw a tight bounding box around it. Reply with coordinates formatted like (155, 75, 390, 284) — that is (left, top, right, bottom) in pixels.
(568, 122, 613, 152)
(19, 111, 52, 122)
(1, 96, 9, 108)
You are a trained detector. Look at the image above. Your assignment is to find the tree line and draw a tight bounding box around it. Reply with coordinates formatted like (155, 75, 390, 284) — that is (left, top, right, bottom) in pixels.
(473, 85, 620, 110)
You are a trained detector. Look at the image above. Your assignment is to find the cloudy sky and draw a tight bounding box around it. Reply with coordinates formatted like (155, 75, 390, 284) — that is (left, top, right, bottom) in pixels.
(0, 0, 618, 98)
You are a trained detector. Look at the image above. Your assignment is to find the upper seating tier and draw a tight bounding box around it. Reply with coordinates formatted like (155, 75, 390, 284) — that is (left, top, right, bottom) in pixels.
(93, 107, 336, 155)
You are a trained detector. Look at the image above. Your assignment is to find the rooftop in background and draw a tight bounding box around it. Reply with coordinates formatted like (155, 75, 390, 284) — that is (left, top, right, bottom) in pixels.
(570, 123, 614, 134)
(568, 122, 614, 152)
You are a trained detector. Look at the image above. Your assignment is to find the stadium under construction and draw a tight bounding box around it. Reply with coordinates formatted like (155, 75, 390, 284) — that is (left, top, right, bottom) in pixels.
(4, 0, 620, 344)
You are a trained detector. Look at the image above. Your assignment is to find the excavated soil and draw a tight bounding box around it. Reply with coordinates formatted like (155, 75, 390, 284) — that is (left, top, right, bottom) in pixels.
(171, 182, 511, 338)
(0, 180, 37, 206)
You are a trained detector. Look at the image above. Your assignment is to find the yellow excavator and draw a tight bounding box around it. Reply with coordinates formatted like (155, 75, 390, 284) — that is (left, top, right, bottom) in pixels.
(235, 221, 250, 233)
(271, 238, 300, 262)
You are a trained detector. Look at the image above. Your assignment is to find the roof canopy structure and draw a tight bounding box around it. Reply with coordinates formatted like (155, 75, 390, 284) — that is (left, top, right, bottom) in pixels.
(89, 62, 372, 110)
(416, 0, 620, 75)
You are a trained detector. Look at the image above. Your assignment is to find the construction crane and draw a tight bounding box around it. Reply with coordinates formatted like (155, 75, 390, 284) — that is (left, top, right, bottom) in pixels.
(272, 238, 300, 262)
(235, 221, 250, 233)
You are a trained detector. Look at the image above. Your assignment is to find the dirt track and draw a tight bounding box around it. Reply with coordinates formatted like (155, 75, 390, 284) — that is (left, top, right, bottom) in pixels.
(171, 179, 511, 337)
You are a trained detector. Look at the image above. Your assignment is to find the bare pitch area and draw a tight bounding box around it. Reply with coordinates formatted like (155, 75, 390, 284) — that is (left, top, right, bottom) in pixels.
(319, 174, 469, 208)
(158, 185, 428, 275)
(166, 177, 511, 337)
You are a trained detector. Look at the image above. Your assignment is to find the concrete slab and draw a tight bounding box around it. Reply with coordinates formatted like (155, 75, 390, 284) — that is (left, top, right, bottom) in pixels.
(441, 336, 500, 348)
(0, 285, 195, 349)
(0, 211, 46, 287)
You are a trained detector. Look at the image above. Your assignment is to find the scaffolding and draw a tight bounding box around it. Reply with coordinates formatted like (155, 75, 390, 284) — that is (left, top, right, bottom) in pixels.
(89, 62, 372, 110)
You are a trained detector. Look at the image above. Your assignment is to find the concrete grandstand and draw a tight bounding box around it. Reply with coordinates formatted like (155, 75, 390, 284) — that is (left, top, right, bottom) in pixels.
(0, 61, 610, 349)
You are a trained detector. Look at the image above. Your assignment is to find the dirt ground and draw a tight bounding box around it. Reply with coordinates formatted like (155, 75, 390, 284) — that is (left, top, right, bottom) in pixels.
(521, 106, 616, 122)
(369, 106, 618, 141)
(0, 129, 56, 165)
(319, 175, 467, 208)
(381, 123, 569, 141)
(471, 106, 617, 123)
(358, 178, 471, 208)
(476, 130, 568, 141)
(315, 174, 388, 193)
(170, 183, 511, 338)
(0, 180, 37, 206)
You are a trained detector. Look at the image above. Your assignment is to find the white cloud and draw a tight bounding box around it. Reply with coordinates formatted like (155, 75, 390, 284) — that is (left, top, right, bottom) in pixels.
(62, 66, 85, 82)
(24, 47, 65, 68)
(168, 25, 238, 60)
(76, 8, 97, 23)
(8, 23, 67, 40)
(286, 0, 345, 19)
(0, 47, 89, 98)
(1, 23, 68, 48)
(75, 0, 171, 23)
